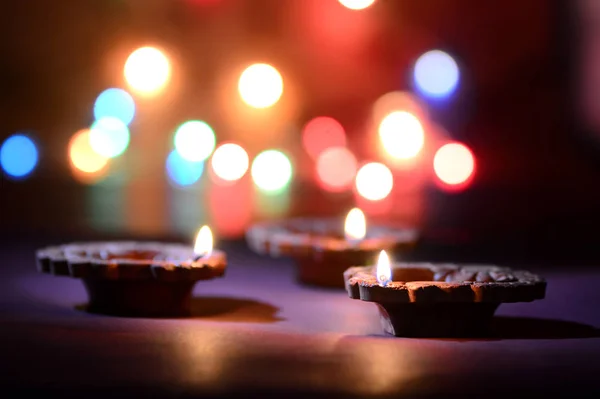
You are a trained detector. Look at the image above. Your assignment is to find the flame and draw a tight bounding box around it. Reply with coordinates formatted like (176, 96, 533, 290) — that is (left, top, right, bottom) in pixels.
(194, 225, 213, 257)
(344, 207, 366, 241)
(376, 250, 392, 286)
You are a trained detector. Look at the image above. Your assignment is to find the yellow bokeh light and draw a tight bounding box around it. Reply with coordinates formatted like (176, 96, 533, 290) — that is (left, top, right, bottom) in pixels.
(339, 0, 376, 10)
(378, 111, 425, 160)
(211, 143, 249, 182)
(124, 46, 171, 96)
(355, 162, 393, 201)
(238, 63, 283, 108)
(69, 129, 109, 174)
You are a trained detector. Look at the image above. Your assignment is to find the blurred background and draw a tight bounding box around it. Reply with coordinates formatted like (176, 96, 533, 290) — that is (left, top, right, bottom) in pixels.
(1, 0, 598, 264)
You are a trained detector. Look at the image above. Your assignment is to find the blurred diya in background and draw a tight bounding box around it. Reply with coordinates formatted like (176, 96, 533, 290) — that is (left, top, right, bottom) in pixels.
(245, 208, 418, 288)
(344, 251, 546, 337)
(36, 226, 226, 317)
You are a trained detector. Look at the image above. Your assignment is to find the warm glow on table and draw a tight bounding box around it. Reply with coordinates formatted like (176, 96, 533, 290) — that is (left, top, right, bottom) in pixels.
(124, 46, 171, 96)
(238, 63, 283, 108)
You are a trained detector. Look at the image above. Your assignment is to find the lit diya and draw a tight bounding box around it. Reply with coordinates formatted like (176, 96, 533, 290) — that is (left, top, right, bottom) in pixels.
(344, 251, 546, 337)
(246, 208, 418, 288)
(36, 226, 226, 317)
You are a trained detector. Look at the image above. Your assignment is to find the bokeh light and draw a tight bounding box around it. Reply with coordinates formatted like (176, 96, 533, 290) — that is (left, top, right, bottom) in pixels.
(372, 91, 428, 127)
(166, 150, 204, 187)
(173, 120, 216, 162)
(211, 143, 249, 182)
(414, 50, 460, 99)
(316, 147, 357, 192)
(238, 63, 283, 108)
(0, 134, 38, 179)
(433, 142, 476, 190)
(338, 0, 376, 10)
(378, 111, 425, 159)
(124, 46, 171, 96)
(355, 162, 393, 201)
(302, 116, 346, 160)
(69, 129, 109, 174)
(89, 117, 130, 158)
(251, 149, 293, 193)
(93, 88, 136, 126)
(209, 176, 253, 238)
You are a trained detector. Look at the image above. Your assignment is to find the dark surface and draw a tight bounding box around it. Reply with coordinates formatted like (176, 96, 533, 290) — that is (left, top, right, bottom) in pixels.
(1, 237, 600, 398)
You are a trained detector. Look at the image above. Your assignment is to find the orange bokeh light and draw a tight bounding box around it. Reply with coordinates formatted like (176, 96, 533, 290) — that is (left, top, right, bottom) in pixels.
(68, 129, 110, 183)
(302, 116, 346, 160)
(433, 142, 476, 192)
(315, 147, 357, 192)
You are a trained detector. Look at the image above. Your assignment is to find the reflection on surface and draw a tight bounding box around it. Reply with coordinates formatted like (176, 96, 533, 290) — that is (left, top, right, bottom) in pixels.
(490, 316, 600, 340)
(190, 296, 283, 323)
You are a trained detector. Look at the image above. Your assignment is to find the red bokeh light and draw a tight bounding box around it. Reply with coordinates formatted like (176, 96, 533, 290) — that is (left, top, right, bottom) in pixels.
(433, 142, 476, 192)
(315, 147, 357, 192)
(208, 175, 253, 238)
(302, 116, 346, 161)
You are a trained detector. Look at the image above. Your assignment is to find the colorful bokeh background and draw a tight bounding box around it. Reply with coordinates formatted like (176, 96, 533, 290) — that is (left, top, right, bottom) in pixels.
(2, 0, 598, 261)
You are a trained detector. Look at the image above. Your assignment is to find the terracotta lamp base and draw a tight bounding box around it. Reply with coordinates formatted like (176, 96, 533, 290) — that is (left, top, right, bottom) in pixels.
(246, 217, 418, 289)
(82, 279, 197, 317)
(36, 242, 227, 318)
(345, 263, 546, 337)
(377, 302, 500, 337)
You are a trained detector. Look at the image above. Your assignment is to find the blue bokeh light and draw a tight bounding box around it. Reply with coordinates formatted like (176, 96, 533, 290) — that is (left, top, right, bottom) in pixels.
(93, 88, 136, 126)
(0, 134, 39, 179)
(413, 50, 460, 99)
(166, 150, 204, 187)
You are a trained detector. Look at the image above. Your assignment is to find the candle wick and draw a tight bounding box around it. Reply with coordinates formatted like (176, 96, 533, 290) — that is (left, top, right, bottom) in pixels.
(379, 275, 390, 287)
(193, 251, 211, 262)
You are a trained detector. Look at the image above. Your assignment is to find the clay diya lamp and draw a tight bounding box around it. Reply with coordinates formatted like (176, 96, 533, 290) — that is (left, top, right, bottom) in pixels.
(344, 251, 546, 337)
(36, 226, 226, 317)
(246, 208, 418, 288)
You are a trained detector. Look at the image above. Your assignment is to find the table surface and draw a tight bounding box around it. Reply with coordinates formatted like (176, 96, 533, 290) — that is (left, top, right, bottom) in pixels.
(1, 238, 600, 398)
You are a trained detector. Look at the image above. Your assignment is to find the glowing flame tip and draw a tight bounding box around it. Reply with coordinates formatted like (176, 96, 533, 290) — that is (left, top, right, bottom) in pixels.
(194, 225, 213, 257)
(376, 250, 392, 286)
